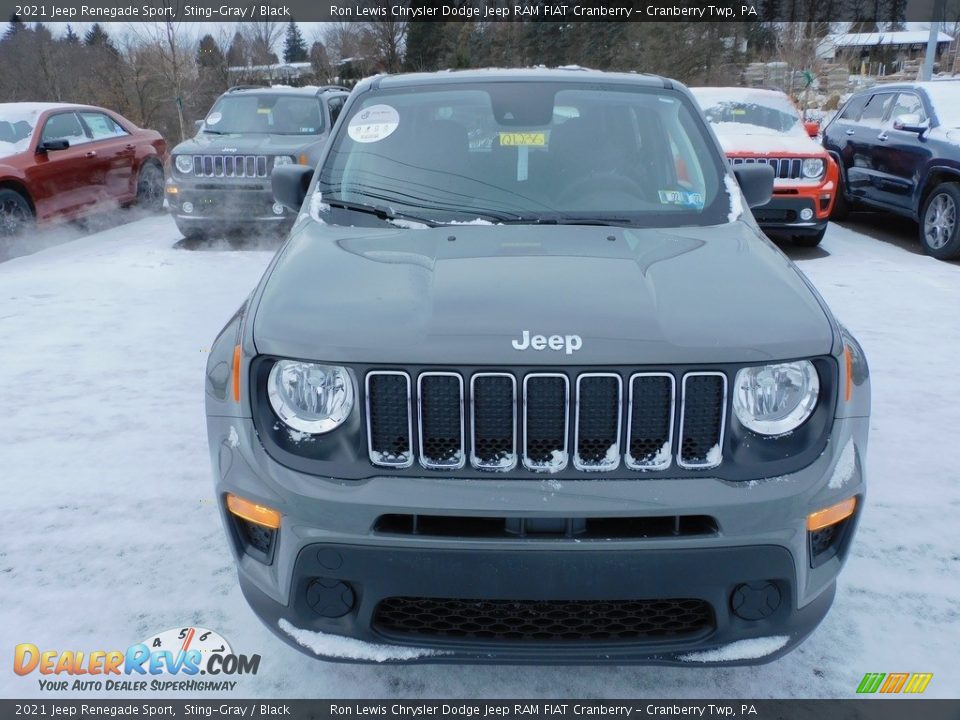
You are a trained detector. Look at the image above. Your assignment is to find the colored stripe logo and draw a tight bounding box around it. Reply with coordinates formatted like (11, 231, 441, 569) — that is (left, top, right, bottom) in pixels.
(857, 672, 933, 694)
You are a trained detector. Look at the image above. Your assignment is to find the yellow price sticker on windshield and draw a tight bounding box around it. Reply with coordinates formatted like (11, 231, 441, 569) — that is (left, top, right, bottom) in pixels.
(499, 132, 546, 147)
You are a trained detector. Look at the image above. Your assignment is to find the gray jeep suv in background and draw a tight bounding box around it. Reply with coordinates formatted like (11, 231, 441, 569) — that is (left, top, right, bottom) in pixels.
(205, 69, 870, 665)
(167, 85, 348, 239)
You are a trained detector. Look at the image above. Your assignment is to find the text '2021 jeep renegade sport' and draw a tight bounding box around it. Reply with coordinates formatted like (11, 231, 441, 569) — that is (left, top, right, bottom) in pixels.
(205, 69, 870, 665)
(167, 85, 348, 239)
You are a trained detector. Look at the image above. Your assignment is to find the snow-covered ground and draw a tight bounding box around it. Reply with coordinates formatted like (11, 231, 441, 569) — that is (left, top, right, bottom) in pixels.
(1, 215, 958, 699)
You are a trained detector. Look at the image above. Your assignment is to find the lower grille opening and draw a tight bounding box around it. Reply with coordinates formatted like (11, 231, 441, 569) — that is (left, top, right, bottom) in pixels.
(374, 597, 714, 642)
(373, 514, 718, 539)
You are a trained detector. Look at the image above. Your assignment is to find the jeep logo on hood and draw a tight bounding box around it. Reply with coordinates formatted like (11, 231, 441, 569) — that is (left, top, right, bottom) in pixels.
(512, 330, 583, 355)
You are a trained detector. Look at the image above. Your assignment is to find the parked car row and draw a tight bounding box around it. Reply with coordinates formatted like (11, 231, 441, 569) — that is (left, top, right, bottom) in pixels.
(690, 80, 960, 261)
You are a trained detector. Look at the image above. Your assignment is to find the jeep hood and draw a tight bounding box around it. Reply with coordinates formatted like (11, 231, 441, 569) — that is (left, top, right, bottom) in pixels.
(252, 223, 835, 365)
(172, 132, 324, 155)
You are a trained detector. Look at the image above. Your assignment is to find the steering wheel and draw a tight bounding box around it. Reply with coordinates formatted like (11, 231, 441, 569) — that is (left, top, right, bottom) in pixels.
(557, 172, 649, 209)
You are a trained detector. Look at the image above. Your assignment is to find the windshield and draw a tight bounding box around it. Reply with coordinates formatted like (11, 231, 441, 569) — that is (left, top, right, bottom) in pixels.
(692, 88, 804, 137)
(0, 104, 43, 155)
(317, 82, 729, 227)
(203, 94, 324, 135)
(924, 82, 960, 128)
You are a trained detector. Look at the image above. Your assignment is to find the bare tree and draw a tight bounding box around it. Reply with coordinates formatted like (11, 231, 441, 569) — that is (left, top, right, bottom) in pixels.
(244, 21, 283, 64)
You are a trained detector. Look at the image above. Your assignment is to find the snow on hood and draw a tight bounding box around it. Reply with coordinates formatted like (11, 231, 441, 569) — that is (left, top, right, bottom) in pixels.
(712, 123, 823, 155)
(278, 619, 445, 661)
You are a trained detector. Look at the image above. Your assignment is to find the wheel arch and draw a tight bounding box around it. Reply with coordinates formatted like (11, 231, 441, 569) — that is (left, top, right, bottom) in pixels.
(0, 178, 36, 213)
(918, 166, 960, 215)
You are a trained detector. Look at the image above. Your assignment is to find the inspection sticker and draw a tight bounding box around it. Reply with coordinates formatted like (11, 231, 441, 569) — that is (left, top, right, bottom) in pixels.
(499, 132, 546, 146)
(348, 104, 400, 143)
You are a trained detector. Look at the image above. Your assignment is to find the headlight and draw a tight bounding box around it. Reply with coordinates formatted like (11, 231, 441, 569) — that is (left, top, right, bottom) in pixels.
(802, 158, 825, 179)
(267, 361, 354, 434)
(273, 155, 296, 167)
(174, 155, 193, 174)
(733, 361, 819, 436)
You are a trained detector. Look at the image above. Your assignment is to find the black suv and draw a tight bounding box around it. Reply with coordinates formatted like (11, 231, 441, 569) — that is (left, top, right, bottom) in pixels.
(823, 80, 960, 259)
(166, 85, 349, 239)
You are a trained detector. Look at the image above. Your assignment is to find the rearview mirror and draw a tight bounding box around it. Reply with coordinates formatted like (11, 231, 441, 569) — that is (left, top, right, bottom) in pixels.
(733, 164, 774, 209)
(37, 139, 70, 153)
(893, 113, 929, 133)
(804, 120, 820, 138)
(272, 164, 314, 213)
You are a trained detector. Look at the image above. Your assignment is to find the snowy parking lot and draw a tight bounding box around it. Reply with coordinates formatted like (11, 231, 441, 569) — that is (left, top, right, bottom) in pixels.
(1, 214, 958, 698)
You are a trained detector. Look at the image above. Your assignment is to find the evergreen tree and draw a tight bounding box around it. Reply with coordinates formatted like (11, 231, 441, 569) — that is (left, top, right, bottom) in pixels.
(64, 24, 80, 44)
(226, 31, 249, 67)
(197, 34, 225, 68)
(283, 21, 308, 63)
(4, 13, 25, 39)
(404, 21, 446, 71)
(309, 40, 331, 82)
(84, 23, 116, 53)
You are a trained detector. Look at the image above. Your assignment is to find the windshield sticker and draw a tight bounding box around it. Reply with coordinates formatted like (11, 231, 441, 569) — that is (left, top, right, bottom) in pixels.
(206, 112, 222, 126)
(658, 189, 705, 208)
(348, 104, 400, 143)
(499, 132, 546, 147)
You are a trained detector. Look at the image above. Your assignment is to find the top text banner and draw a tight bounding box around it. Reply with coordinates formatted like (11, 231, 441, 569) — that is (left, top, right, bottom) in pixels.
(0, 0, 949, 23)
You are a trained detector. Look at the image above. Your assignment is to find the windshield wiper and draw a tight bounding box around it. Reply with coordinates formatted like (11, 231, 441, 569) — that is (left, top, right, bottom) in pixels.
(201, 129, 225, 135)
(324, 199, 440, 228)
(501, 215, 638, 227)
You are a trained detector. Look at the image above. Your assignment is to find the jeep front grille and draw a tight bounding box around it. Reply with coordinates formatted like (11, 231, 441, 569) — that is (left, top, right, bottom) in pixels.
(373, 596, 715, 642)
(730, 156, 804, 180)
(365, 369, 727, 473)
(191, 154, 269, 178)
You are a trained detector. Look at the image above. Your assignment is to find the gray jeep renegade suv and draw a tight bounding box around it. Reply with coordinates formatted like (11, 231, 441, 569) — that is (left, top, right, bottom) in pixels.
(167, 85, 348, 238)
(205, 69, 870, 665)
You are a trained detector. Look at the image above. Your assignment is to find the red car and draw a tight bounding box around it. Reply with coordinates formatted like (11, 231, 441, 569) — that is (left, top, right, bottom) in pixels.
(0, 103, 166, 237)
(692, 87, 838, 247)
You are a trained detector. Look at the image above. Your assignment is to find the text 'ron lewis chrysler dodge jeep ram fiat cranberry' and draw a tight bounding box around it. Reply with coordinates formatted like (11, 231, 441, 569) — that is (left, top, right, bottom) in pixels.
(205, 69, 870, 665)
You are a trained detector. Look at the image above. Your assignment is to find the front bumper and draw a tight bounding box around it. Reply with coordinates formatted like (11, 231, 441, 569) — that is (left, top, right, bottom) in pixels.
(753, 194, 829, 234)
(166, 181, 293, 224)
(208, 414, 867, 665)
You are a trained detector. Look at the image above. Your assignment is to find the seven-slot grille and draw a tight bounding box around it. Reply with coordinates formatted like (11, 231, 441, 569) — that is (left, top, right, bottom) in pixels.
(366, 370, 727, 473)
(191, 154, 270, 178)
(730, 156, 804, 180)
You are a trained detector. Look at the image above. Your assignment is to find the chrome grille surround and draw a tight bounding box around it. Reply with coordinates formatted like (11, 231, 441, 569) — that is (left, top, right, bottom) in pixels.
(677, 371, 728, 470)
(572, 373, 623, 472)
(625, 372, 676, 471)
(365, 370, 414, 469)
(521, 373, 570, 473)
(363, 369, 732, 475)
(417, 372, 466, 470)
(469, 372, 517, 472)
(191, 154, 270, 178)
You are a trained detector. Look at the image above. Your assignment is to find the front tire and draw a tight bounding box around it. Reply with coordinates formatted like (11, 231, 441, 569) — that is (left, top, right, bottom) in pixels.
(174, 219, 207, 241)
(920, 182, 960, 260)
(0, 188, 34, 240)
(135, 161, 165, 212)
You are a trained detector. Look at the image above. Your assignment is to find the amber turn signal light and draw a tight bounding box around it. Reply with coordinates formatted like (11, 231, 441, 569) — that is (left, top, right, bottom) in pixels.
(231, 344, 242, 402)
(844, 345, 854, 402)
(226, 494, 281, 529)
(807, 497, 856, 531)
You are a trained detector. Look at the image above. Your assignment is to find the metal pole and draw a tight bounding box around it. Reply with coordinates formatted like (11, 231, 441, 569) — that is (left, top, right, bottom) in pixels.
(921, 0, 946, 81)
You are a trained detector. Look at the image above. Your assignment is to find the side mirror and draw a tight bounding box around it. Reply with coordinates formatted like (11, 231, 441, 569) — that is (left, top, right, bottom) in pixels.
(733, 164, 774, 209)
(37, 139, 70, 153)
(893, 113, 929, 133)
(804, 120, 820, 138)
(194, 120, 204, 133)
(272, 164, 314, 213)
